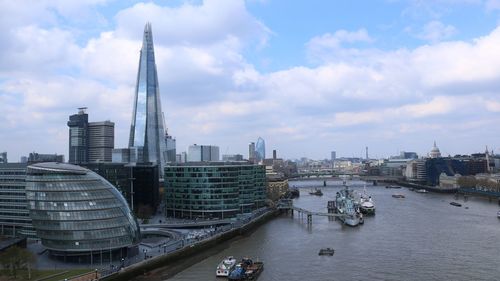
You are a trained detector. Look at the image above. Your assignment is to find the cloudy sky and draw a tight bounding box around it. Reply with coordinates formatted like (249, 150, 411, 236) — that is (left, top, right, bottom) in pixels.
(1, 0, 500, 161)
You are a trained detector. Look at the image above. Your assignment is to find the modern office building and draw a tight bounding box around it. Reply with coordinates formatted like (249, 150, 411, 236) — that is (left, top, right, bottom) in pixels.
(128, 23, 168, 179)
(88, 121, 114, 162)
(68, 108, 115, 163)
(25, 162, 140, 260)
(82, 162, 159, 214)
(0, 163, 35, 238)
(164, 162, 266, 219)
(255, 137, 265, 163)
(165, 134, 176, 163)
(248, 142, 256, 163)
(187, 145, 219, 162)
(28, 152, 65, 163)
(67, 108, 89, 164)
(0, 152, 7, 163)
(20, 156, 28, 163)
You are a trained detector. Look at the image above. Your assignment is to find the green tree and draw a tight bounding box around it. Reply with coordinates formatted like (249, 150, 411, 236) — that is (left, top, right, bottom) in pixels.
(0, 246, 36, 279)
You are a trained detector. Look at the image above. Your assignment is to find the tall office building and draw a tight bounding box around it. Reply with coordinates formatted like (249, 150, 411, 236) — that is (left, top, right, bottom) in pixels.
(187, 145, 219, 162)
(67, 108, 89, 164)
(128, 23, 167, 179)
(88, 121, 114, 162)
(165, 134, 176, 163)
(249, 142, 256, 162)
(68, 108, 114, 163)
(0, 152, 7, 163)
(255, 137, 265, 162)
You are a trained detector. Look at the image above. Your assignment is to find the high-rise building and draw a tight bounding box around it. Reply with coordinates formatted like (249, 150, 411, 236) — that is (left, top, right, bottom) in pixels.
(187, 145, 219, 162)
(67, 107, 89, 164)
(68, 108, 115, 163)
(20, 156, 28, 163)
(273, 150, 277, 160)
(331, 151, 336, 162)
(165, 134, 176, 163)
(0, 152, 7, 163)
(255, 137, 265, 162)
(248, 142, 256, 162)
(128, 23, 168, 179)
(88, 121, 114, 162)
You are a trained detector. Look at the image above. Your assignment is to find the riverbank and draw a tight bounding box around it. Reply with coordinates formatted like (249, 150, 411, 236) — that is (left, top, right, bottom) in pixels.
(101, 209, 280, 281)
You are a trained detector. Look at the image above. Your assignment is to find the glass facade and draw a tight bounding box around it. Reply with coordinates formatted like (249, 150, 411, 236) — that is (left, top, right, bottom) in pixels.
(0, 163, 36, 237)
(255, 137, 265, 162)
(25, 163, 140, 255)
(129, 23, 167, 179)
(164, 162, 266, 219)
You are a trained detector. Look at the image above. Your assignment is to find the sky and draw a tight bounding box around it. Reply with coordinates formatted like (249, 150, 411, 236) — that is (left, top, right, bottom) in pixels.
(1, 0, 500, 161)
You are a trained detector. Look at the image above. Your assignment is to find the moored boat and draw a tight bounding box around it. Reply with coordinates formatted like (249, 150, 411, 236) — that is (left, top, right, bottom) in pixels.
(216, 256, 237, 277)
(309, 188, 323, 196)
(228, 258, 264, 281)
(450, 202, 462, 207)
(416, 189, 428, 193)
(359, 185, 375, 215)
(386, 185, 401, 189)
(392, 194, 405, 198)
(333, 184, 362, 226)
(497, 210, 500, 218)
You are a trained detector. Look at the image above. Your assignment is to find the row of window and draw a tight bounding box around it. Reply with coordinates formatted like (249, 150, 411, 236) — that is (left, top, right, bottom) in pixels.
(32, 217, 130, 231)
(29, 208, 124, 221)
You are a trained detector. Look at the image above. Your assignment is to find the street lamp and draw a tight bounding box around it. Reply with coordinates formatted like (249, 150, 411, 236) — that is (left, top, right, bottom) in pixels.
(143, 249, 147, 260)
(121, 258, 124, 269)
(163, 242, 167, 254)
(95, 269, 98, 280)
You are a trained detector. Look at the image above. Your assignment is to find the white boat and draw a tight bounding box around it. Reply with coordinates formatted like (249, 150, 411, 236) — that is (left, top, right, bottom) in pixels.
(216, 256, 237, 277)
(359, 184, 375, 215)
(416, 189, 428, 193)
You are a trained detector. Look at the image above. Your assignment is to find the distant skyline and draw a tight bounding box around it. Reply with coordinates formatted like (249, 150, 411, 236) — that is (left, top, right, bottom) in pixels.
(1, 0, 500, 161)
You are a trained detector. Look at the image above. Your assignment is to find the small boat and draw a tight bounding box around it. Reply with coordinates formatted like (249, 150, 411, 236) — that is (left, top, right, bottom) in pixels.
(392, 194, 405, 198)
(318, 248, 335, 256)
(228, 258, 264, 281)
(359, 185, 375, 215)
(450, 202, 462, 207)
(416, 189, 428, 193)
(309, 188, 323, 196)
(497, 210, 500, 218)
(386, 185, 401, 189)
(216, 256, 237, 277)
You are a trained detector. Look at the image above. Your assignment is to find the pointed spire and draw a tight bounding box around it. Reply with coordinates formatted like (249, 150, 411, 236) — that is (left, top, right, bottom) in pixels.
(433, 140, 437, 148)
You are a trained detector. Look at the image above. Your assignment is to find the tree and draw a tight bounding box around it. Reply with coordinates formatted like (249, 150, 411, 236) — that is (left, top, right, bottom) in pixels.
(457, 176, 476, 188)
(0, 246, 36, 279)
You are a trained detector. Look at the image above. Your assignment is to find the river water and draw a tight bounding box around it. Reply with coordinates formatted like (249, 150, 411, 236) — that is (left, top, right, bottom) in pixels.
(165, 180, 500, 281)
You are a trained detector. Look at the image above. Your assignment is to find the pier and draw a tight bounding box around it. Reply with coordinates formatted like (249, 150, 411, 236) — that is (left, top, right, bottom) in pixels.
(277, 199, 346, 225)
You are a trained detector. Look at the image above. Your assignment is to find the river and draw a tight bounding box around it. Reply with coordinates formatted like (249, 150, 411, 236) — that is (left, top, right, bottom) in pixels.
(163, 180, 500, 281)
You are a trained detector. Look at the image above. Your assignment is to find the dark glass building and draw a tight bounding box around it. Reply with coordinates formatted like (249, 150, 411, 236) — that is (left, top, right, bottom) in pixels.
(165, 162, 266, 219)
(25, 162, 140, 260)
(425, 157, 487, 186)
(67, 108, 89, 164)
(129, 23, 168, 179)
(82, 162, 159, 214)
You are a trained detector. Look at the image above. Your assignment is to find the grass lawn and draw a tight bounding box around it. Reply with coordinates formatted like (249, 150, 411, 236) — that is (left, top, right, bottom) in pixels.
(0, 268, 91, 281)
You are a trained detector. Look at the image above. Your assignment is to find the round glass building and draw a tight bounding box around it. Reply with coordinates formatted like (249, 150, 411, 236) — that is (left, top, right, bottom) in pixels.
(25, 162, 140, 260)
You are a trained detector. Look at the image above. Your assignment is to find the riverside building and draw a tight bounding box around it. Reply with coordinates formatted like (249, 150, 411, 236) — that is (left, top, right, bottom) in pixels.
(164, 162, 266, 219)
(0, 163, 35, 237)
(25, 162, 140, 261)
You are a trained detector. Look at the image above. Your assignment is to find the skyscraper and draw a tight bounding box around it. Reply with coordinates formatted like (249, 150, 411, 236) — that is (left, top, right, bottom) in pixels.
(187, 145, 220, 162)
(128, 23, 167, 178)
(67, 107, 89, 164)
(68, 108, 115, 163)
(88, 121, 114, 162)
(255, 137, 265, 163)
(249, 142, 256, 162)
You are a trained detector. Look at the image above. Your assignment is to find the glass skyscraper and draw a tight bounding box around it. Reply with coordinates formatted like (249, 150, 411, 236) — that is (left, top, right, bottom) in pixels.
(255, 137, 266, 162)
(129, 23, 167, 178)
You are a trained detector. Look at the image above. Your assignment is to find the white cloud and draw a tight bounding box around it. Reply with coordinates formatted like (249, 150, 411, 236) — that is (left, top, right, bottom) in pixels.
(415, 20, 457, 42)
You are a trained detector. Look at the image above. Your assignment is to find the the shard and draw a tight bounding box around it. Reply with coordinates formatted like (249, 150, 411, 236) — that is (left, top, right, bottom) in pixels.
(129, 23, 167, 178)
